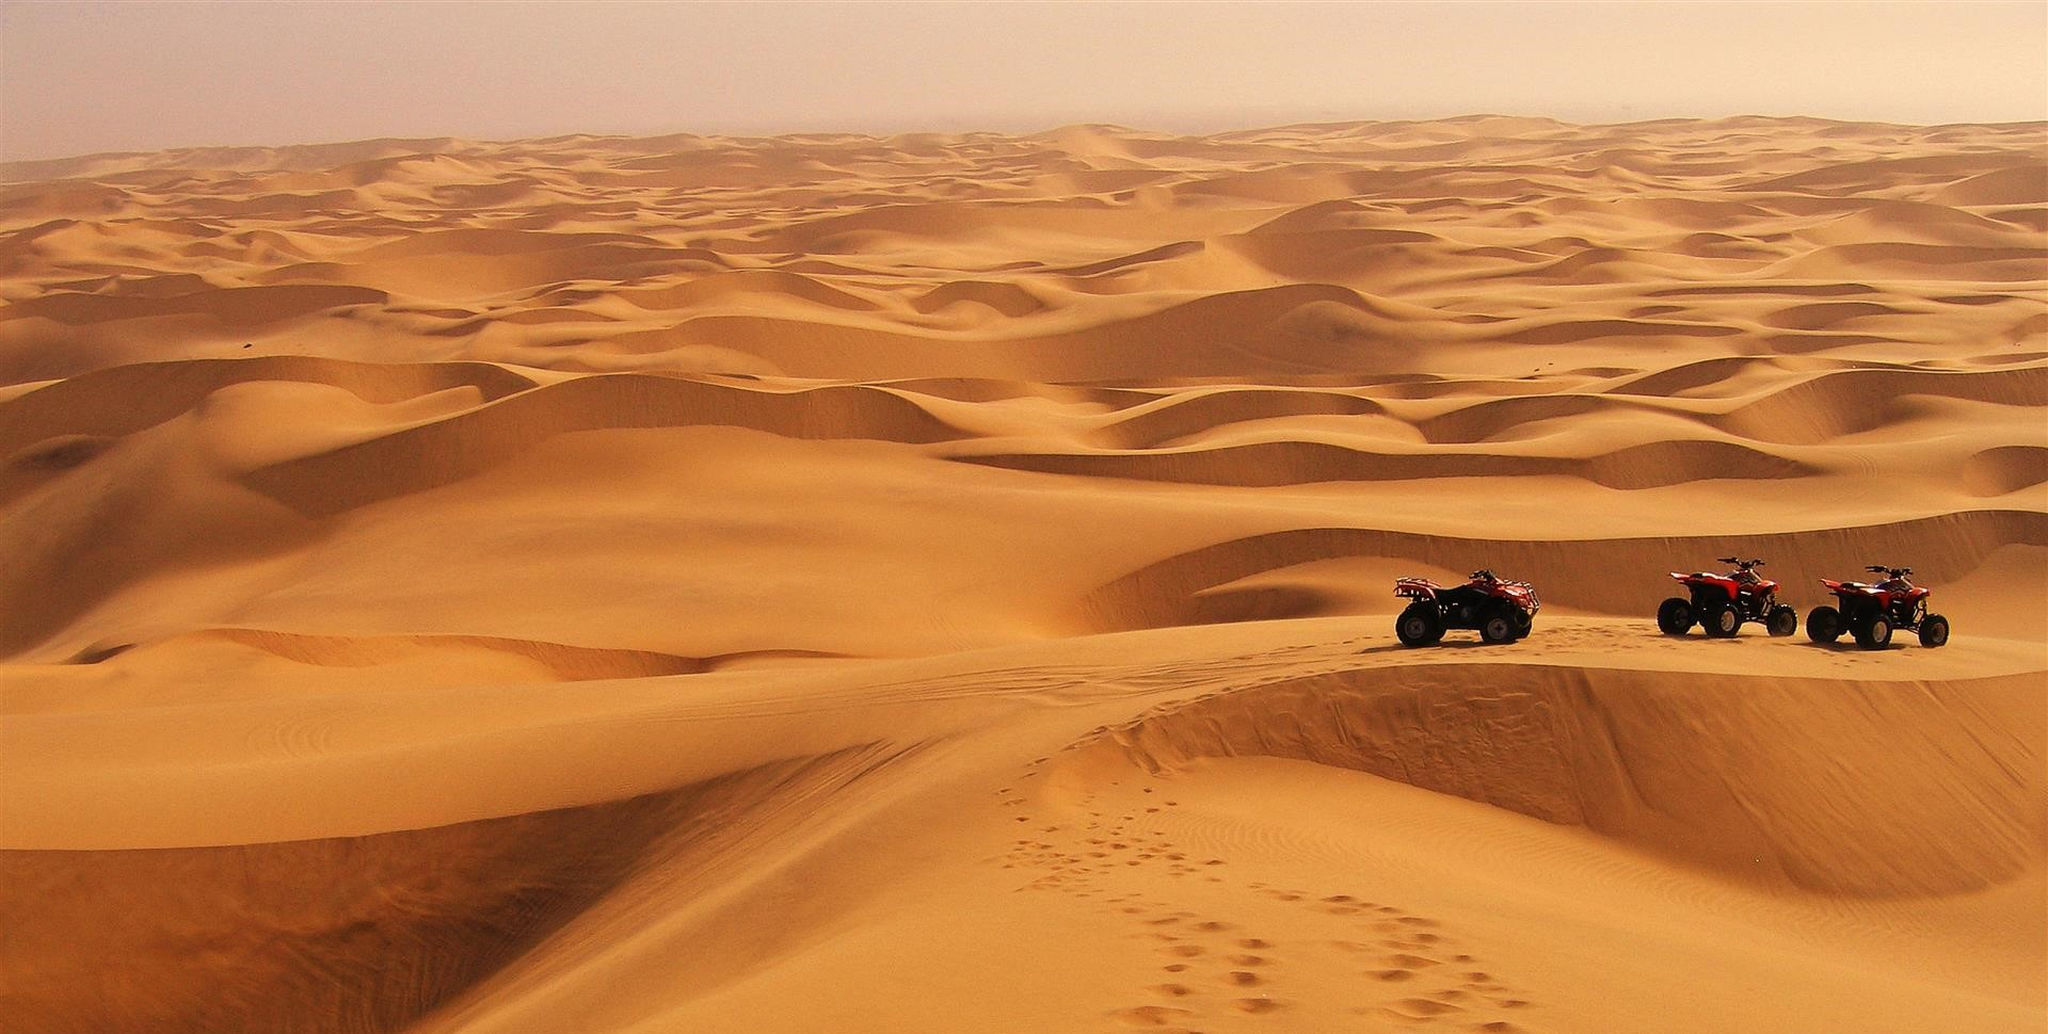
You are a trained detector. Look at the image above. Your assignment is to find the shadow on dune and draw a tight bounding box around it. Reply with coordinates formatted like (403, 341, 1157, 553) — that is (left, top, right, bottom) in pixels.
(956, 437, 1818, 490)
(237, 373, 969, 518)
(0, 356, 536, 465)
(1069, 663, 2042, 897)
(0, 745, 899, 1034)
(1351, 639, 1504, 655)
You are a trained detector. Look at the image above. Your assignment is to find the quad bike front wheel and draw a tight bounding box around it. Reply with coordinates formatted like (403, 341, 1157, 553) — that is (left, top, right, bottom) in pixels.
(1854, 614, 1892, 649)
(1396, 604, 1444, 647)
(1656, 597, 1693, 635)
(1701, 601, 1741, 638)
(1480, 608, 1518, 645)
(1918, 614, 1950, 648)
(1807, 605, 1841, 643)
(1510, 608, 1533, 640)
(1765, 605, 1797, 637)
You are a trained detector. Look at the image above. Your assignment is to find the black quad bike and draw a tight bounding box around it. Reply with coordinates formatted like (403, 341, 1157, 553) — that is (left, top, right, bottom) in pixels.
(1395, 570, 1540, 646)
(1657, 557, 1797, 638)
(1808, 566, 1949, 649)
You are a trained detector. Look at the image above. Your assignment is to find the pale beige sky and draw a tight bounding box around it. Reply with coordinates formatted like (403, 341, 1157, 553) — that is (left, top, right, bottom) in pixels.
(3, 0, 2044, 161)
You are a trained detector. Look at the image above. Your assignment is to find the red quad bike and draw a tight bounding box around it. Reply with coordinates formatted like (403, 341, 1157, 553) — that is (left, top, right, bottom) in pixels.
(1808, 566, 1949, 650)
(1657, 557, 1797, 638)
(1395, 569, 1540, 646)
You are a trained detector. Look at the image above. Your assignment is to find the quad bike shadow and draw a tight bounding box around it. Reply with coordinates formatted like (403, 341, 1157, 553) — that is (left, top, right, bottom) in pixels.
(1357, 637, 1506, 656)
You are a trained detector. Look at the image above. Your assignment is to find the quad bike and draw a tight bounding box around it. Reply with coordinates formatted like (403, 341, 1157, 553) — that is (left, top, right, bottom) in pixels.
(1395, 569, 1540, 646)
(1808, 566, 1949, 649)
(1657, 557, 1797, 638)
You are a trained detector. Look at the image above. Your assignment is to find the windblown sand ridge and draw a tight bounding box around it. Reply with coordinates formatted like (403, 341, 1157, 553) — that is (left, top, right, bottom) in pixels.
(1, 118, 2043, 1034)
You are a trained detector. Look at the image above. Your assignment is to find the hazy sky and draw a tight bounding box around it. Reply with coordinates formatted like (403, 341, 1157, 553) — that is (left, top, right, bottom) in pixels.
(4, 0, 2045, 161)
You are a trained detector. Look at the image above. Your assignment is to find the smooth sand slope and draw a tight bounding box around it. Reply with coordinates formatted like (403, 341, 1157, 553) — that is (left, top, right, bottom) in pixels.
(1, 118, 2044, 1034)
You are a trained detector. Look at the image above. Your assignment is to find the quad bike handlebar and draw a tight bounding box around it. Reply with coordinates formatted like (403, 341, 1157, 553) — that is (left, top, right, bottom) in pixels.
(1715, 557, 1765, 569)
(1867, 565, 1911, 578)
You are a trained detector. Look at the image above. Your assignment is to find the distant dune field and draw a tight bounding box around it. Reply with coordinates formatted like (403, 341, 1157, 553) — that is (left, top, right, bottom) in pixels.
(1, 118, 2043, 1034)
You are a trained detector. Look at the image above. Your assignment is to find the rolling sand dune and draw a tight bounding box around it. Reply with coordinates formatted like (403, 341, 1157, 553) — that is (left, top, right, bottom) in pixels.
(1, 118, 2043, 1034)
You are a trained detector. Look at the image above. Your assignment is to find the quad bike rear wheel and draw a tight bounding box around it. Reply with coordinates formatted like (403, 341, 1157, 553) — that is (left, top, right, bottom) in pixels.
(1656, 597, 1693, 635)
(1807, 605, 1841, 643)
(1765, 605, 1797, 637)
(1701, 601, 1741, 638)
(1396, 604, 1444, 647)
(1854, 614, 1892, 649)
(1918, 614, 1949, 648)
(1480, 608, 1518, 645)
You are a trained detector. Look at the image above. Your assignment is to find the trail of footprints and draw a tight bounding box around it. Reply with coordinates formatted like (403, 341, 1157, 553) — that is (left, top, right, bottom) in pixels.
(997, 782, 1542, 1032)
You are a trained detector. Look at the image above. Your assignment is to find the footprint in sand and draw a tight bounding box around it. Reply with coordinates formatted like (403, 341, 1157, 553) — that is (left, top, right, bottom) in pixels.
(1385, 953, 1441, 969)
(1374, 995, 1465, 1021)
(1110, 1003, 1194, 1027)
(1282, 900, 1541, 1026)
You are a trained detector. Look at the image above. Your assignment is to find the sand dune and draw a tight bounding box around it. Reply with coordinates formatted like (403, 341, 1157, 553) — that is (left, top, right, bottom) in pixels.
(1965, 444, 2048, 495)
(1092, 388, 1389, 449)
(1715, 363, 2047, 443)
(1081, 663, 2041, 896)
(0, 355, 534, 457)
(238, 374, 969, 517)
(955, 436, 1819, 490)
(2, 751, 885, 1034)
(1, 118, 2043, 1034)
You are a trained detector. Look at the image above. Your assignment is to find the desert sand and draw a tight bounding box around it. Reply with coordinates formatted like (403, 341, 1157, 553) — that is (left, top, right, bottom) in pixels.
(0, 117, 2043, 1034)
